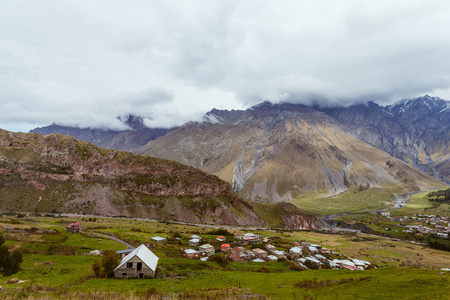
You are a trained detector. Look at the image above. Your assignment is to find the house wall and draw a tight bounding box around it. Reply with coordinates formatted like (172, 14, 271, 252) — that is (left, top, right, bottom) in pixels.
(114, 256, 155, 279)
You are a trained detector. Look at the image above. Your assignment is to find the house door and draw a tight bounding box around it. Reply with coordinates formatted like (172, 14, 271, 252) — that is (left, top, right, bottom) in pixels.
(137, 262, 142, 271)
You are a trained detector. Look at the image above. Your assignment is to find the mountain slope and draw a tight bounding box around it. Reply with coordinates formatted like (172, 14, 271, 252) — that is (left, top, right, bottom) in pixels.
(320, 95, 450, 183)
(0, 129, 329, 229)
(140, 103, 446, 208)
(31, 115, 170, 152)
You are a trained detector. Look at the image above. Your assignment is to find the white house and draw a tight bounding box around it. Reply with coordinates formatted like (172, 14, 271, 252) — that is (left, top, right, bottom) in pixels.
(114, 244, 159, 279)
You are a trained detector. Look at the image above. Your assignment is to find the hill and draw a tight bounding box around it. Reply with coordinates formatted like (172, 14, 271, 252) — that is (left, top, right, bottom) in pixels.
(0, 129, 328, 229)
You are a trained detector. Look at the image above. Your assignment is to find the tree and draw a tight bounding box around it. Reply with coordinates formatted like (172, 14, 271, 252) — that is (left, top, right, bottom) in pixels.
(92, 259, 102, 277)
(102, 250, 121, 278)
(0, 234, 23, 276)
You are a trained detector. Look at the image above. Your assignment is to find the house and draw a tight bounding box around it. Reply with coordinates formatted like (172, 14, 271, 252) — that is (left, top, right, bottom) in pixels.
(216, 236, 226, 242)
(151, 236, 166, 243)
(230, 253, 244, 262)
(289, 247, 302, 259)
(272, 250, 285, 258)
(305, 256, 321, 267)
(117, 248, 134, 258)
(307, 246, 318, 254)
(189, 239, 200, 246)
(231, 247, 246, 258)
(220, 244, 230, 252)
(190, 234, 201, 240)
(114, 244, 159, 279)
(320, 247, 331, 255)
(314, 254, 327, 262)
(243, 233, 259, 243)
(199, 244, 215, 253)
(252, 258, 265, 263)
(66, 222, 82, 233)
(267, 255, 278, 262)
(183, 249, 199, 258)
(352, 259, 371, 270)
(252, 248, 268, 258)
(265, 244, 277, 254)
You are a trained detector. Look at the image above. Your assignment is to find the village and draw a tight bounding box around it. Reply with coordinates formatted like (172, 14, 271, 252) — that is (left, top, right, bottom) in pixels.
(1, 214, 449, 299)
(99, 227, 375, 280)
(381, 213, 450, 239)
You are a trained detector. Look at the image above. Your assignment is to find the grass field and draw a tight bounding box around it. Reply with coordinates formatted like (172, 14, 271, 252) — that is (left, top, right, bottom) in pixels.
(0, 215, 449, 299)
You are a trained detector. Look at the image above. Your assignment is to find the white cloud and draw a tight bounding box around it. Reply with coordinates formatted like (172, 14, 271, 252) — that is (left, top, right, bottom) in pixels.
(0, 0, 450, 131)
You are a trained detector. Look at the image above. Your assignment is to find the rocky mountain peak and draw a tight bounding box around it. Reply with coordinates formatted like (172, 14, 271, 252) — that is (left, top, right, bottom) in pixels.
(388, 95, 449, 115)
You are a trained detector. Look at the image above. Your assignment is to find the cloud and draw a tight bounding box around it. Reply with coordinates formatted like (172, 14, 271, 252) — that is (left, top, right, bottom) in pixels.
(1, 0, 450, 131)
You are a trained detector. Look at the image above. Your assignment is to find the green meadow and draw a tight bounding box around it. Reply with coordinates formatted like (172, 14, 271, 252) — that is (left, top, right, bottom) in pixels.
(0, 214, 449, 299)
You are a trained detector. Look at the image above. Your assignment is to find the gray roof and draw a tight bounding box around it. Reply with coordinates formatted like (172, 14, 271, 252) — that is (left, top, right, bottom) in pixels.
(114, 244, 159, 272)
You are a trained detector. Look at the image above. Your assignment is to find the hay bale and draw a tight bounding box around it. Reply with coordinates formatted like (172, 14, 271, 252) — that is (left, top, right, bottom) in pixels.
(7, 278, 20, 284)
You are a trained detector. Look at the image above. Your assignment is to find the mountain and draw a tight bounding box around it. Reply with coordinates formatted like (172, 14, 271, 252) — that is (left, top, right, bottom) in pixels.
(319, 95, 450, 183)
(139, 102, 445, 208)
(0, 129, 328, 229)
(31, 115, 170, 152)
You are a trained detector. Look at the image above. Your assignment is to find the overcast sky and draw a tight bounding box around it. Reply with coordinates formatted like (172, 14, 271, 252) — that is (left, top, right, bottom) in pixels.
(1, 0, 450, 132)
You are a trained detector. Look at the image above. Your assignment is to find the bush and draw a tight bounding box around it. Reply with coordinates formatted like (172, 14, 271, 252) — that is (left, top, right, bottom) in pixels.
(0, 234, 23, 276)
(208, 255, 230, 267)
(92, 260, 102, 277)
(102, 250, 121, 278)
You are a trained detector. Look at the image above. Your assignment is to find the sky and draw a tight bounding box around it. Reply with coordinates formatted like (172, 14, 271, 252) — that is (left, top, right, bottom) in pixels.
(1, 0, 450, 132)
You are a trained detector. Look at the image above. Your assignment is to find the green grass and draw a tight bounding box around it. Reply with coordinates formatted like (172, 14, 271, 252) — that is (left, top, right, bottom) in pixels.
(1, 216, 449, 299)
(292, 187, 397, 215)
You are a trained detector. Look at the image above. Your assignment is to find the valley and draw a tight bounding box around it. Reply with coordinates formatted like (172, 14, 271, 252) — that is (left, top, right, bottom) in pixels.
(0, 204, 448, 299)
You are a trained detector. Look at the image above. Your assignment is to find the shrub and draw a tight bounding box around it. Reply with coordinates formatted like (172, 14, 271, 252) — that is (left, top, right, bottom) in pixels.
(102, 250, 121, 278)
(92, 260, 102, 277)
(0, 234, 23, 276)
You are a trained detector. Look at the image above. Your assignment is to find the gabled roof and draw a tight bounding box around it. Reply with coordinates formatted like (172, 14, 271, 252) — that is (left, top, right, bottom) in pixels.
(114, 244, 159, 272)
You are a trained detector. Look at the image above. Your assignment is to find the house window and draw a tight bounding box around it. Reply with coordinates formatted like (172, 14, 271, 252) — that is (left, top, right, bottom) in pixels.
(122, 273, 127, 277)
(137, 262, 142, 271)
(139, 273, 144, 278)
(127, 262, 133, 268)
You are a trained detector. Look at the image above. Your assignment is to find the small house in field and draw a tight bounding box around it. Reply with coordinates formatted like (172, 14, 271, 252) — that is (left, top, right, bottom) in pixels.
(151, 236, 166, 243)
(267, 255, 278, 262)
(114, 244, 159, 279)
(231, 247, 248, 259)
(199, 244, 215, 253)
(183, 249, 199, 258)
(252, 248, 268, 258)
(189, 239, 200, 246)
(289, 247, 302, 259)
(243, 233, 259, 243)
(272, 250, 285, 258)
(320, 247, 331, 255)
(220, 244, 230, 252)
(230, 253, 244, 262)
(265, 244, 276, 254)
(216, 236, 226, 242)
(66, 222, 82, 233)
(190, 234, 201, 240)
